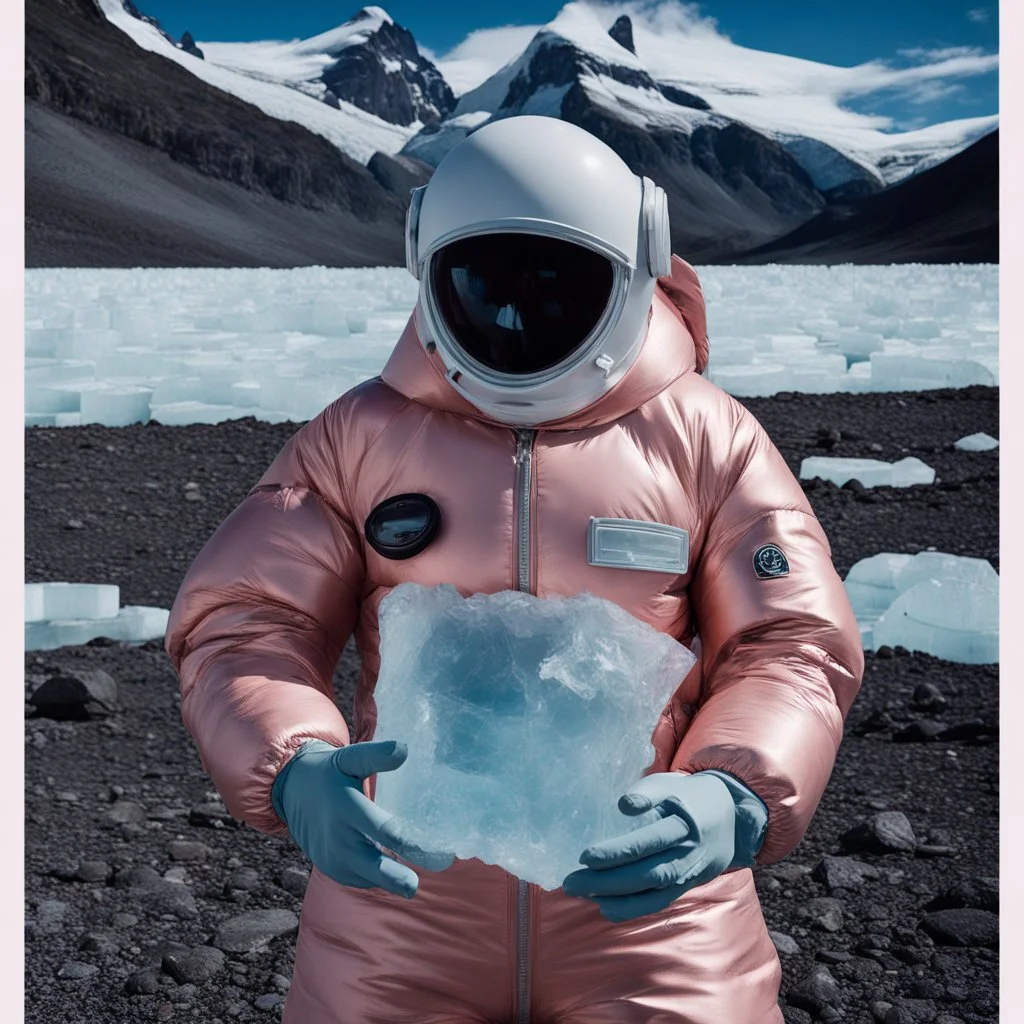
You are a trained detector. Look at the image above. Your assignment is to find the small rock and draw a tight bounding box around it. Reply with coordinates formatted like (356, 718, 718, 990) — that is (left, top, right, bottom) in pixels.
(764, 862, 812, 884)
(798, 897, 845, 932)
(276, 866, 309, 896)
(212, 909, 299, 953)
(77, 860, 112, 883)
(270, 973, 291, 993)
(226, 867, 260, 891)
(918, 908, 999, 948)
(769, 930, 800, 954)
(57, 960, 98, 980)
(787, 964, 839, 1013)
(108, 800, 147, 825)
(812, 856, 881, 890)
(914, 845, 956, 858)
(168, 840, 210, 863)
(120, 867, 198, 920)
(78, 931, 119, 954)
(162, 946, 226, 985)
(839, 812, 917, 855)
(893, 720, 946, 743)
(156, 1003, 174, 1021)
(29, 669, 117, 719)
(910, 682, 948, 712)
(255, 993, 284, 1011)
(125, 970, 160, 995)
(65, 519, 84, 530)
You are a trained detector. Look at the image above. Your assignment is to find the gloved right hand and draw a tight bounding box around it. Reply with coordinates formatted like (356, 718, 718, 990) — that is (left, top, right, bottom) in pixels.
(271, 738, 454, 898)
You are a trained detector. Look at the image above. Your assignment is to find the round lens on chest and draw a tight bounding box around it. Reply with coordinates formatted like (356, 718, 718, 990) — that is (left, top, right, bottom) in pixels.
(364, 494, 441, 560)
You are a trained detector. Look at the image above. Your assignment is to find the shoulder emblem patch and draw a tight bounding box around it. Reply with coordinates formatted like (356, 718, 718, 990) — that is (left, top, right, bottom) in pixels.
(753, 544, 790, 579)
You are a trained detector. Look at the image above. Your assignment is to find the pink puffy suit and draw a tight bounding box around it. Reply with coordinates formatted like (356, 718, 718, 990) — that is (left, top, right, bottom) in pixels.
(166, 255, 864, 1023)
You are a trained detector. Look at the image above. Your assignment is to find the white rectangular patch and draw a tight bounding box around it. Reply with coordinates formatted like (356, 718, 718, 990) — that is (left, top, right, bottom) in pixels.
(587, 517, 690, 575)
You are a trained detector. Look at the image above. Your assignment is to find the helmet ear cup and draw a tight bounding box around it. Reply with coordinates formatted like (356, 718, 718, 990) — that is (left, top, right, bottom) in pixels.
(641, 177, 672, 279)
(406, 186, 428, 279)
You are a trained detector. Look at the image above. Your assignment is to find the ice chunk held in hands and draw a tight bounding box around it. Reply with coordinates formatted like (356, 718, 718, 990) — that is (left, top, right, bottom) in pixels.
(372, 585, 696, 891)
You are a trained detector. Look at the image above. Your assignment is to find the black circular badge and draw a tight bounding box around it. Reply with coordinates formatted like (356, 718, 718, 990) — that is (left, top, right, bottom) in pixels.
(364, 494, 442, 560)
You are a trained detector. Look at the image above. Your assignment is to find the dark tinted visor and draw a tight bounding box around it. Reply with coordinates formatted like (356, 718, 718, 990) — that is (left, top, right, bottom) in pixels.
(431, 233, 615, 376)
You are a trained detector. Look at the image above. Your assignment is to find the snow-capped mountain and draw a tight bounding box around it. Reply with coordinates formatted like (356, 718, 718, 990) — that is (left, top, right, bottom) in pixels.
(426, 3, 997, 192)
(404, 4, 828, 259)
(95, 0, 421, 164)
(200, 7, 455, 127)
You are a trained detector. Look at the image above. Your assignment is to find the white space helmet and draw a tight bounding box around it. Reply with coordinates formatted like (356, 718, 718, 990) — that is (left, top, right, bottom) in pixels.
(405, 115, 671, 426)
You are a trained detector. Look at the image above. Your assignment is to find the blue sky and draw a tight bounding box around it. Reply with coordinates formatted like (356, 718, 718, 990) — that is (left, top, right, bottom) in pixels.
(137, 0, 999, 127)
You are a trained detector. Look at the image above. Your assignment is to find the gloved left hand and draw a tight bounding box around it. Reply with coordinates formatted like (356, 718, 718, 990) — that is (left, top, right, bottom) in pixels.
(561, 771, 761, 923)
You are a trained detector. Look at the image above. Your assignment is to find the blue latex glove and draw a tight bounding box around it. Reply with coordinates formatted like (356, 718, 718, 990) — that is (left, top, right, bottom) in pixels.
(561, 770, 768, 922)
(271, 738, 454, 898)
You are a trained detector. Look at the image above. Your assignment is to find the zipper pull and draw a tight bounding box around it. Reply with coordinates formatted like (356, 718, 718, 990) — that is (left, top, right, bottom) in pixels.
(515, 430, 530, 465)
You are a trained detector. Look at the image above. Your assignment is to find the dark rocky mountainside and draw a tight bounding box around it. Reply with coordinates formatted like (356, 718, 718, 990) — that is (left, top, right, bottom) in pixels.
(320, 8, 455, 126)
(727, 131, 999, 265)
(24, 387, 999, 1022)
(25, 0, 407, 267)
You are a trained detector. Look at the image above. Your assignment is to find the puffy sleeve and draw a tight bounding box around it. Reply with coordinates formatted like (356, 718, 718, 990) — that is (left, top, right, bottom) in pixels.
(164, 403, 364, 836)
(670, 395, 864, 864)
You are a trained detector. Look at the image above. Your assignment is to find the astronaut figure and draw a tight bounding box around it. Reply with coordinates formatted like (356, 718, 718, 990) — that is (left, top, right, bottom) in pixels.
(166, 115, 864, 1023)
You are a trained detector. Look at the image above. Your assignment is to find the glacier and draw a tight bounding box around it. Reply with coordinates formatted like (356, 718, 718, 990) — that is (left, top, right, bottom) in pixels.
(371, 584, 696, 891)
(24, 264, 998, 428)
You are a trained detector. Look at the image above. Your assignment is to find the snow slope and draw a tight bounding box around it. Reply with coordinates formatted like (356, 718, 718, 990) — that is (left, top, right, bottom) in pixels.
(436, 2, 997, 187)
(95, 0, 416, 164)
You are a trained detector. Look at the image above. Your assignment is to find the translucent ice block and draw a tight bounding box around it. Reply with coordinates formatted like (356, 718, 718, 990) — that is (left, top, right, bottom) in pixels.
(24, 605, 170, 651)
(372, 585, 696, 890)
(25, 582, 120, 623)
(799, 456, 934, 488)
(954, 432, 999, 452)
(843, 553, 915, 620)
(80, 386, 153, 427)
(872, 580, 998, 664)
(893, 552, 999, 594)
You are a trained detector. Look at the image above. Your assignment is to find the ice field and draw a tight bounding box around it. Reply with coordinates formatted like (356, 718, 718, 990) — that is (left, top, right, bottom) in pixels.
(24, 264, 999, 661)
(24, 264, 998, 428)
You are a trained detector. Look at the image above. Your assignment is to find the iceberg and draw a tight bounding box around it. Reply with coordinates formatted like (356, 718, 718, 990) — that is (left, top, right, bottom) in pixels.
(371, 584, 696, 891)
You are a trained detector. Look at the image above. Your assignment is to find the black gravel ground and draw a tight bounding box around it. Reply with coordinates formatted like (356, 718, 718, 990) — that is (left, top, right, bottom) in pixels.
(24, 386, 1000, 1024)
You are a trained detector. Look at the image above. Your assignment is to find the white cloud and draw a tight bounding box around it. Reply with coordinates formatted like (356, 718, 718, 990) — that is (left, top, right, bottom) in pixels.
(427, 24, 543, 95)
(968, 8, 990, 23)
(899, 46, 986, 61)
(905, 81, 967, 105)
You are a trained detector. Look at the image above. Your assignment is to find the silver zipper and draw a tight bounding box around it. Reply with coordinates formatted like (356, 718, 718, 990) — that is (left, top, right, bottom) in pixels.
(513, 427, 535, 1024)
